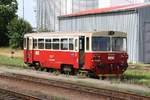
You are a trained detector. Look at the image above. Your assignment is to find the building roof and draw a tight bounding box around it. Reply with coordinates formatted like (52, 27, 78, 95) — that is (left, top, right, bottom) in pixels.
(59, 3, 150, 18)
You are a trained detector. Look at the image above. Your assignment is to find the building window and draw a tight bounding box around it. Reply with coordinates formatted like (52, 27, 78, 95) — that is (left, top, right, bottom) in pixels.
(45, 39, 51, 49)
(38, 39, 44, 49)
(61, 38, 68, 50)
(69, 38, 74, 50)
(33, 39, 37, 49)
(52, 39, 59, 50)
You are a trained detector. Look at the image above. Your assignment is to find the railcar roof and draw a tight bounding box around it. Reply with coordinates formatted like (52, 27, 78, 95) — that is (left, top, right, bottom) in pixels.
(24, 31, 127, 38)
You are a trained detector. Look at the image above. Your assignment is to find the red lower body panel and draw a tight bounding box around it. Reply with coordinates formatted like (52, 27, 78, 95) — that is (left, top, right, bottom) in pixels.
(84, 52, 128, 75)
(24, 50, 79, 69)
(24, 50, 128, 75)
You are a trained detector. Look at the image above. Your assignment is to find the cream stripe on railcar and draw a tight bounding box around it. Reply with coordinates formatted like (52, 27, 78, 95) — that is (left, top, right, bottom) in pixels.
(24, 31, 127, 38)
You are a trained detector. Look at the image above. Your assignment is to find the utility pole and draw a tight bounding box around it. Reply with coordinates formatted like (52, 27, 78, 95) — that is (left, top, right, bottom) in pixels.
(23, 0, 24, 19)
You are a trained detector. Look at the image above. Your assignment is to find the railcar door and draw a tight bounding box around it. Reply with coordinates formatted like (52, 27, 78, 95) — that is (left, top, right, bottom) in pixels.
(79, 36, 85, 68)
(26, 37, 33, 63)
(26, 37, 29, 63)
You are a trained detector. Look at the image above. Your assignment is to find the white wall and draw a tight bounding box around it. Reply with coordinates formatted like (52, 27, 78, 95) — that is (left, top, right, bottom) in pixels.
(111, 0, 145, 6)
(67, 0, 72, 14)
(98, 0, 146, 8)
(98, 0, 111, 8)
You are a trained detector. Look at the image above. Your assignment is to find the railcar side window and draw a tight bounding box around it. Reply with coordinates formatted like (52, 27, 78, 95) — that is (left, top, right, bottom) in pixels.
(23, 38, 26, 48)
(53, 39, 59, 50)
(38, 39, 44, 49)
(69, 38, 74, 50)
(61, 38, 68, 50)
(92, 37, 110, 51)
(45, 39, 51, 49)
(75, 39, 78, 51)
(33, 39, 37, 49)
(86, 37, 89, 50)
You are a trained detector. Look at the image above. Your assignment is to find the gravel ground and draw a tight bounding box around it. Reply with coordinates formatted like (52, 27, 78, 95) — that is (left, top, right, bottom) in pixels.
(0, 76, 106, 100)
(0, 90, 24, 100)
(0, 66, 108, 100)
(0, 65, 149, 97)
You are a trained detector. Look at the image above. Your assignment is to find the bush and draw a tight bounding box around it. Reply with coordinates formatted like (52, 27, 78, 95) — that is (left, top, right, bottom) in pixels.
(7, 18, 32, 49)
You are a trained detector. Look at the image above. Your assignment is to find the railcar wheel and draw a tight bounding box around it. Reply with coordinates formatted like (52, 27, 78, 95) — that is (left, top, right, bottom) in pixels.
(49, 68, 55, 73)
(34, 62, 40, 70)
(77, 70, 88, 78)
(27, 64, 33, 67)
(87, 71, 99, 79)
(39, 67, 45, 71)
(101, 76, 107, 80)
(46, 68, 50, 72)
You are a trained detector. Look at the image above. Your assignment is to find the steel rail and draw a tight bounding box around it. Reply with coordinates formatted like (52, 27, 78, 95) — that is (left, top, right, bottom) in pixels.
(0, 73, 149, 100)
(0, 88, 41, 100)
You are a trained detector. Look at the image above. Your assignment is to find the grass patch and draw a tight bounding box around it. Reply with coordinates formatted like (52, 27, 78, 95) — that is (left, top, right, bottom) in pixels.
(128, 62, 150, 69)
(0, 55, 27, 68)
(0, 47, 23, 59)
(51, 96, 67, 100)
(122, 69, 150, 87)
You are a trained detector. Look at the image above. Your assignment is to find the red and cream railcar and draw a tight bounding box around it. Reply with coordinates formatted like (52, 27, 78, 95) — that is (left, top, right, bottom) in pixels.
(24, 31, 128, 76)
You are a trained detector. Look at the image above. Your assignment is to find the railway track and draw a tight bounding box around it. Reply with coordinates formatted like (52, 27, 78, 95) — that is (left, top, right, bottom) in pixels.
(0, 72, 149, 100)
(0, 88, 40, 100)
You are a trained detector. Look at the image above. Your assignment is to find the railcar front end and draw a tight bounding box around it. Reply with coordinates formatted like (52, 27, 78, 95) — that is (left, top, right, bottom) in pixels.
(84, 35, 128, 76)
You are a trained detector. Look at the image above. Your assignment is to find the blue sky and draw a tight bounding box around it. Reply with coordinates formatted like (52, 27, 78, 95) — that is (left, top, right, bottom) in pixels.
(17, 0, 36, 27)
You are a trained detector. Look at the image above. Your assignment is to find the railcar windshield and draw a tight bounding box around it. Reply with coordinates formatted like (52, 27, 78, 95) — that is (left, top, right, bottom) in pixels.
(92, 37, 110, 51)
(112, 37, 127, 51)
(92, 37, 127, 51)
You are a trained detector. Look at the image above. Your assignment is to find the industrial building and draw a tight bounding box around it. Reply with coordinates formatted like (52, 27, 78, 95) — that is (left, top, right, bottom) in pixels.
(36, 0, 149, 32)
(58, 3, 150, 63)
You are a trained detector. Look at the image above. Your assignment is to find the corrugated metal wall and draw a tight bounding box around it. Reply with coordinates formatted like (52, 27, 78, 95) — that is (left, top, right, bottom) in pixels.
(59, 11, 139, 62)
(139, 7, 150, 63)
(36, 0, 100, 32)
(37, 0, 67, 32)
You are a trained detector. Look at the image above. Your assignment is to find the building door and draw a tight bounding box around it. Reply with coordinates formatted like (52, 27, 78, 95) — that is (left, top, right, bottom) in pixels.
(79, 36, 85, 68)
(143, 22, 150, 63)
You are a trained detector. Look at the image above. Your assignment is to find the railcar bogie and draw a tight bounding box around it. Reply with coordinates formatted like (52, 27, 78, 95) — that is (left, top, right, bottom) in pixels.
(60, 64, 74, 75)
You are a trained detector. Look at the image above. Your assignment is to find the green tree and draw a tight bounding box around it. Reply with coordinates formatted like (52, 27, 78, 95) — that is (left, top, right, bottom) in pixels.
(7, 18, 32, 49)
(0, 0, 18, 46)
